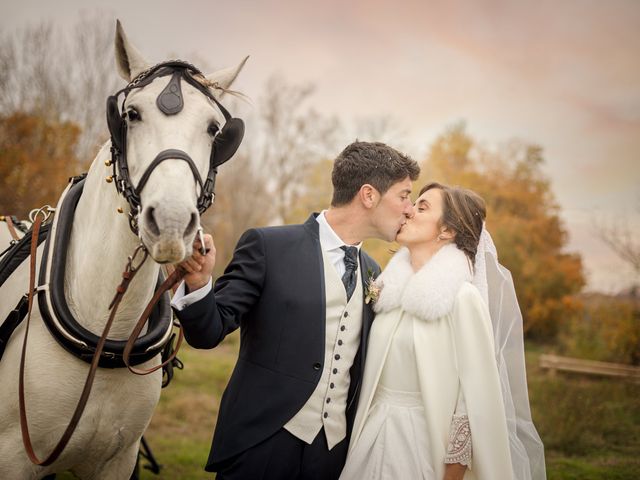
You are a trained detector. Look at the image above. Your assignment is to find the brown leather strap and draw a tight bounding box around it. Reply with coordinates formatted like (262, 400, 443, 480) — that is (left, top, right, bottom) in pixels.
(4, 215, 20, 241)
(18, 218, 187, 466)
(18, 218, 147, 466)
(164, 264, 180, 295)
(122, 266, 186, 375)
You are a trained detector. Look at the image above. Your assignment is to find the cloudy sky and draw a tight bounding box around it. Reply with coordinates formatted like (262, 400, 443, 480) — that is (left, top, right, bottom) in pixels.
(2, 0, 639, 292)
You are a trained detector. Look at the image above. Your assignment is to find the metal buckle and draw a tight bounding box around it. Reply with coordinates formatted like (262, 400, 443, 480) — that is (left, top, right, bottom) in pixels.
(28, 205, 55, 224)
(196, 227, 207, 256)
(127, 244, 148, 273)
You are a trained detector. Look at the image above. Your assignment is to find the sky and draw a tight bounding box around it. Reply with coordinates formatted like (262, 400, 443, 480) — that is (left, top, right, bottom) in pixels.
(2, 0, 639, 292)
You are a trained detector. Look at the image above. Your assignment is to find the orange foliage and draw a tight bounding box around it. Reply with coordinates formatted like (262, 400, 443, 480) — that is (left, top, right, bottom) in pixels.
(419, 123, 585, 340)
(0, 112, 81, 218)
(559, 294, 640, 365)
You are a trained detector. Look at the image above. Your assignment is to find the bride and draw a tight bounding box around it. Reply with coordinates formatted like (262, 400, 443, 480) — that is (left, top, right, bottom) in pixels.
(340, 182, 545, 480)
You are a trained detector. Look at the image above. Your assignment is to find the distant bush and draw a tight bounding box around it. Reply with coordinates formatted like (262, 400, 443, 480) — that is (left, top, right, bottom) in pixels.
(528, 364, 640, 459)
(558, 294, 640, 365)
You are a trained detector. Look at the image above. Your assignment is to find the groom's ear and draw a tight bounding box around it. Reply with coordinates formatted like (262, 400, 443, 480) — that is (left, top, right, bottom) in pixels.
(359, 184, 378, 209)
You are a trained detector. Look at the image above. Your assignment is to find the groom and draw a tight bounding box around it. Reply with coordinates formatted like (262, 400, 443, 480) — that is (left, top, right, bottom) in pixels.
(173, 141, 420, 479)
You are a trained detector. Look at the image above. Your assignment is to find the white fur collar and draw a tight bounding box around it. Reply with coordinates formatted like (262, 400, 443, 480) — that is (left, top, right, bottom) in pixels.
(373, 244, 473, 321)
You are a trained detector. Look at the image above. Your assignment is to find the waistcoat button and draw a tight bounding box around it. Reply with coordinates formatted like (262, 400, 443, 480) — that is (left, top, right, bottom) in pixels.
(313, 362, 322, 370)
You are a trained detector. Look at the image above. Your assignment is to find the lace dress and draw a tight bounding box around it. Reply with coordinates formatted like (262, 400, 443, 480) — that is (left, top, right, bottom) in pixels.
(340, 312, 471, 480)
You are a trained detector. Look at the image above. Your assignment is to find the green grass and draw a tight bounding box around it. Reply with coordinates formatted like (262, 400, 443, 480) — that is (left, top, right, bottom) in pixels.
(547, 454, 640, 480)
(56, 336, 640, 479)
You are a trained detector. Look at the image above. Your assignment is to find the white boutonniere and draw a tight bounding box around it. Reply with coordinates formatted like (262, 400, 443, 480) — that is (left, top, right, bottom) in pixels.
(364, 268, 382, 304)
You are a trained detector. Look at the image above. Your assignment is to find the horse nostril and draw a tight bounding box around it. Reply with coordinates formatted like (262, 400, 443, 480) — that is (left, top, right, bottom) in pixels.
(184, 212, 198, 238)
(144, 207, 160, 236)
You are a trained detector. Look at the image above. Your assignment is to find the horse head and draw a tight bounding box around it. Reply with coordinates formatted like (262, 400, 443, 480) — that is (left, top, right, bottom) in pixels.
(109, 20, 247, 264)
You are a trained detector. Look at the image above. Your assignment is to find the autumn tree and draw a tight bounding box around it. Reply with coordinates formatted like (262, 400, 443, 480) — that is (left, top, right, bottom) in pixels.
(0, 112, 81, 217)
(419, 123, 584, 340)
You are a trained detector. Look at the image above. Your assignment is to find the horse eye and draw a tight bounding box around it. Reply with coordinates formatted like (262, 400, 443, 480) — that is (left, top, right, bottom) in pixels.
(126, 109, 141, 121)
(208, 123, 220, 137)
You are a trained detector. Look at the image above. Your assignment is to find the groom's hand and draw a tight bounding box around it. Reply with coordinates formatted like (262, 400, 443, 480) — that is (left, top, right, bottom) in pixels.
(179, 233, 216, 292)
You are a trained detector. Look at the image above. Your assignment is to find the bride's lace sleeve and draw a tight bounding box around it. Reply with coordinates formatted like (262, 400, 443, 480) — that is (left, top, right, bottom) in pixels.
(444, 392, 472, 466)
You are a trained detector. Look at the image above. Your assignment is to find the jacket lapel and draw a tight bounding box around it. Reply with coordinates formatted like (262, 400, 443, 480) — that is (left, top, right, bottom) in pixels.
(303, 214, 326, 344)
(358, 253, 377, 362)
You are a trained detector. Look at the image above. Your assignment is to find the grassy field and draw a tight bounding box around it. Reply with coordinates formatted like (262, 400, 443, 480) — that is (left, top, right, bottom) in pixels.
(58, 335, 639, 479)
(524, 346, 640, 479)
(137, 337, 240, 480)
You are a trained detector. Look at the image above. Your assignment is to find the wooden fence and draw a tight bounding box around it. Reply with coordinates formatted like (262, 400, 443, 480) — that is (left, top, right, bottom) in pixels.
(539, 354, 640, 382)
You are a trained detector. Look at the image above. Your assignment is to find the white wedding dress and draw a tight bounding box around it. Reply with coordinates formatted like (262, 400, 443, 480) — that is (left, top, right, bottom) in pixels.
(340, 312, 437, 479)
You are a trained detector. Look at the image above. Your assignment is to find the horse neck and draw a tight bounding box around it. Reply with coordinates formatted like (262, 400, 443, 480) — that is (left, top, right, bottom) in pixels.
(63, 144, 160, 338)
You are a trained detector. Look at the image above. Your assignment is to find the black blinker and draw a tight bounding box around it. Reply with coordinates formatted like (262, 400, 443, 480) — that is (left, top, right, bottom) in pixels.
(212, 118, 245, 168)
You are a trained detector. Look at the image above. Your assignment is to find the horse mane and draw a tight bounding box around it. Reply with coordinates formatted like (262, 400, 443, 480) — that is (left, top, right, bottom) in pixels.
(194, 74, 251, 104)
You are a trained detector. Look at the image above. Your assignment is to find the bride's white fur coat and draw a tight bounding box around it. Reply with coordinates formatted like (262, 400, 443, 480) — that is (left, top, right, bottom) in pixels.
(348, 244, 514, 480)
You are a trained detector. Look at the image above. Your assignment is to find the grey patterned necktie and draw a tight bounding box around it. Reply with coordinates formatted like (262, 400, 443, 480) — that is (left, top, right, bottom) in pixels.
(341, 246, 359, 302)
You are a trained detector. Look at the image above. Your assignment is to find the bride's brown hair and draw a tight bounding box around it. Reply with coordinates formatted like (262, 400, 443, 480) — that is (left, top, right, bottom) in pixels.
(420, 182, 486, 265)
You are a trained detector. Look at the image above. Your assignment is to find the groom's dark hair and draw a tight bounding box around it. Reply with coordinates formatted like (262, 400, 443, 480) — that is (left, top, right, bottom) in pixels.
(331, 141, 420, 206)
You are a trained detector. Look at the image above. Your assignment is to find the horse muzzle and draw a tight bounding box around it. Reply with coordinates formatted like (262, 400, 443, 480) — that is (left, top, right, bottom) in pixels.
(139, 202, 199, 263)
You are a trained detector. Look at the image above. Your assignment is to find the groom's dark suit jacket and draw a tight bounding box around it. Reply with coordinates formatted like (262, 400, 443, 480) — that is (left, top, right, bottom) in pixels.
(175, 214, 380, 471)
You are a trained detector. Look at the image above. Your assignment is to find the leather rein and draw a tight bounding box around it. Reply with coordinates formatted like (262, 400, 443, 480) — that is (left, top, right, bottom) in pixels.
(2, 215, 21, 241)
(0, 215, 29, 257)
(18, 211, 187, 466)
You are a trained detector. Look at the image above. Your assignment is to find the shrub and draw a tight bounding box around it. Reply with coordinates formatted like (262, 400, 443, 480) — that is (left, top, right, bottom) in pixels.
(530, 373, 640, 457)
(558, 294, 640, 365)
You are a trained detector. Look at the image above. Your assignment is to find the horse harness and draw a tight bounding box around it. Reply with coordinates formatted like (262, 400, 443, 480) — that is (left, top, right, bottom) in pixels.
(0, 176, 182, 466)
(1, 60, 245, 466)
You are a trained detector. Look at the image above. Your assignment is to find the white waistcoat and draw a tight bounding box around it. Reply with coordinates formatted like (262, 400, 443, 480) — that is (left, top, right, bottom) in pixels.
(284, 247, 364, 449)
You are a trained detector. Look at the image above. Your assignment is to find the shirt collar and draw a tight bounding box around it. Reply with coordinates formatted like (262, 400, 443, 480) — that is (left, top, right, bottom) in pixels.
(316, 210, 362, 252)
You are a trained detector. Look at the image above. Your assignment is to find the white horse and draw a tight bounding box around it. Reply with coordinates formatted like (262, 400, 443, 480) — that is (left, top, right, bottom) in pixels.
(0, 21, 246, 479)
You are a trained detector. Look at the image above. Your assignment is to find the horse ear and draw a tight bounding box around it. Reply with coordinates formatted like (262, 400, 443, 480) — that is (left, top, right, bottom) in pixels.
(114, 19, 150, 82)
(205, 56, 249, 96)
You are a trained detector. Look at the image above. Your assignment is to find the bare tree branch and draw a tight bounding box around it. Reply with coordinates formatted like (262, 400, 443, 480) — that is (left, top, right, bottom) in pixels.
(256, 75, 341, 224)
(0, 13, 121, 163)
(595, 214, 640, 276)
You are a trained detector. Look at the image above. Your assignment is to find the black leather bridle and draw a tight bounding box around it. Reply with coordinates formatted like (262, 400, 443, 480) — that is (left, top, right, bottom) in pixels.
(106, 60, 244, 235)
